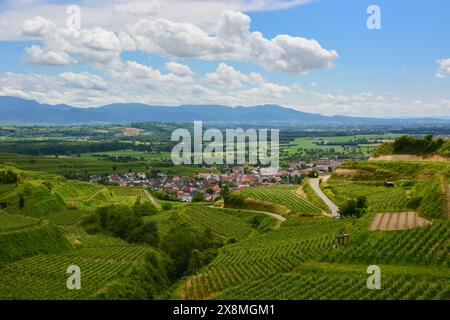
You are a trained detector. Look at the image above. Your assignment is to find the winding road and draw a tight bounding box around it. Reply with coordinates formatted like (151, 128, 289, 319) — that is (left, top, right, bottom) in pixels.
(309, 176, 340, 218)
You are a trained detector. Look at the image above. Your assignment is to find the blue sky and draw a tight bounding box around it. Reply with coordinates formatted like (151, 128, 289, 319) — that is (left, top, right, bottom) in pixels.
(0, 0, 449, 117)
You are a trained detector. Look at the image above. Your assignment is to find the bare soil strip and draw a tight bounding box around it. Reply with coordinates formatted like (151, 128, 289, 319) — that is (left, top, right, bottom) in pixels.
(370, 212, 431, 231)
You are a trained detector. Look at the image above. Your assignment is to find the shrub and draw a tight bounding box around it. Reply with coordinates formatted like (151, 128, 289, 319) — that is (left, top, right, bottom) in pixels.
(133, 201, 157, 216)
(0, 170, 18, 184)
(128, 221, 159, 246)
(340, 196, 368, 218)
(87, 205, 143, 241)
(192, 192, 206, 202)
(161, 203, 173, 211)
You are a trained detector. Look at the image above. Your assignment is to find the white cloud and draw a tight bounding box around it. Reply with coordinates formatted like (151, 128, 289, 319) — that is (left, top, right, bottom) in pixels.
(23, 45, 76, 66)
(21, 17, 124, 67)
(21, 16, 56, 37)
(0, 1, 310, 41)
(115, 0, 161, 15)
(59, 72, 107, 90)
(205, 63, 263, 88)
(165, 61, 194, 76)
(129, 10, 338, 74)
(436, 58, 450, 79)
(18, 9, 338, 74)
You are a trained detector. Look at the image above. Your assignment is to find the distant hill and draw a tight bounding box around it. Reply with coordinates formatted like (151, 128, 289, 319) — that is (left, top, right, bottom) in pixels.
(1, 96, 449, 126)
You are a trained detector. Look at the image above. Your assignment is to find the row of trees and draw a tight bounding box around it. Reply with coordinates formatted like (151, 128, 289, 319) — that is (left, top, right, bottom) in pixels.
(392, 135, 445, 155)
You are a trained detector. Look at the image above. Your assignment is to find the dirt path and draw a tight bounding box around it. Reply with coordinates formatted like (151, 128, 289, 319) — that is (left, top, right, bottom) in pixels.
(309, 176, 340, 218)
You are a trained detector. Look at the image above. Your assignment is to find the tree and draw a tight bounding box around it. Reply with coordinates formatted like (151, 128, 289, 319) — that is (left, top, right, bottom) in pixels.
(308, 170, 319, 178)
(220, 185, 230, 199)
(192, 192, 206, 202)
(340, 196, 368, 218)
(128, 222, 159, 246)
(161, 203, 173, 211)
(92, 205, 143, 240)
(161, 224, 215, 278)
(133, 201, 157, 216)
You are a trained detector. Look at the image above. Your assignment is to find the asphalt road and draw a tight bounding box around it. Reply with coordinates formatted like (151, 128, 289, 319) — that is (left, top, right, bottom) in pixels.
(309, 176, 340, 218)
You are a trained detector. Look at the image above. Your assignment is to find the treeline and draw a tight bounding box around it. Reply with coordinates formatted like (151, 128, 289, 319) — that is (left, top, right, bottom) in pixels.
(392, 135, 445, 155)
(0, 141, 130, 156)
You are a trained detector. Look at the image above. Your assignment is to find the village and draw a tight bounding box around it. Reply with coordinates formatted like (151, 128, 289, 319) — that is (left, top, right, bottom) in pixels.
(90, 158, 345, 202)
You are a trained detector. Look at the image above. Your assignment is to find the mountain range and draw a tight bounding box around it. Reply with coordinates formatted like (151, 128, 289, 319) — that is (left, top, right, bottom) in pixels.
(0, 96, 449, 126)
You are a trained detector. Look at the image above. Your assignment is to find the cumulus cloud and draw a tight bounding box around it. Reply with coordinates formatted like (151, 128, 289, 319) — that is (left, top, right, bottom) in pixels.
(19, 10, 337, 74)
(436, 58, 450, 79)
(205, 63, 263, 88)
(1, 1, 310, 40)
(115, 0, 161, 15)
(21, 17, 124, 67)
(129, 11, 338, 74)
(21, 16, 56, 37)
(0, 72, 113, 106)
(165, 61, 194, 76)
(23, 45, 76, 66)
(59, 72, 107, 90)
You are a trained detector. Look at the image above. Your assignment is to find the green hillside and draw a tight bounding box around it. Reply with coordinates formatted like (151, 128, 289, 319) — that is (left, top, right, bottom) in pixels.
(1, 160, 449, 300)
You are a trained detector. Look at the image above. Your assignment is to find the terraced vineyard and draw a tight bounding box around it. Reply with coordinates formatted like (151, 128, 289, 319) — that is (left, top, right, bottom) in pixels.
(178, 218, 344, 299)
(326, 220, 450, 266)
(182, 206, 254, 240)
(0, 246, 146, 299)
(238, 186, 323, 215)
(0, 213, 40, 233)
(324, 180, 409, 212)
(215, 265, 450, 300)
(144, 212, 183, 238)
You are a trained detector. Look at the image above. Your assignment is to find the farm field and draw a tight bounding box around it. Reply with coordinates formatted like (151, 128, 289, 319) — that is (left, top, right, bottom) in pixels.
(0, 152, 212, 177)
(280, 134, 403, 163)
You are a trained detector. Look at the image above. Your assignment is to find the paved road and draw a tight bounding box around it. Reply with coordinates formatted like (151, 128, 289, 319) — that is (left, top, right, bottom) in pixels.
(309, 176, 340, 218)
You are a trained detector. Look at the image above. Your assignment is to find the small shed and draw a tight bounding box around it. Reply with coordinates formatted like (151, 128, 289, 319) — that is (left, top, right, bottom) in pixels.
(335, 233, 349, 247)
(385, 181, 395, 188)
